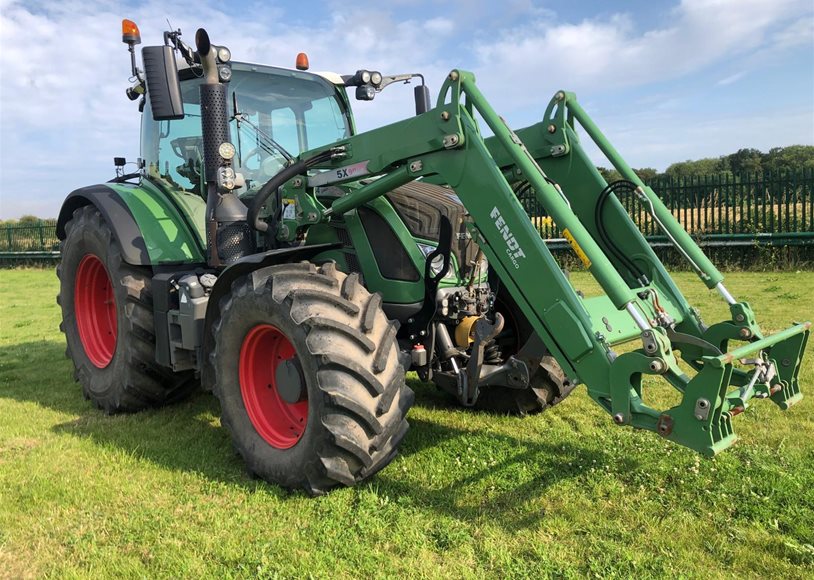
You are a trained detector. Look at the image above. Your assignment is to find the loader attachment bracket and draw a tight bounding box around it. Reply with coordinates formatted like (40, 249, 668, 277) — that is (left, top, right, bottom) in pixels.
(702, 302, 762, 353)
(601, 322, 809, 456)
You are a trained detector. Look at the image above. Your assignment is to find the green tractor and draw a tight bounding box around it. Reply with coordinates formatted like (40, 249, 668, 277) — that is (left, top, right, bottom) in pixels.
(56, 21, 808, 494)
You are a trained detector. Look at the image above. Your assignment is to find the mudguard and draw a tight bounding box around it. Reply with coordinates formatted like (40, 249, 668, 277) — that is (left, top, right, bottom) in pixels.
(56, 181, 206, 266)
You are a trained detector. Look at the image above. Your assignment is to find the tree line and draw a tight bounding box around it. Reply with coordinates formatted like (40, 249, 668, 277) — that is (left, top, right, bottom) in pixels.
(0, 215, 56, 228)
(597, 144, 814, 183)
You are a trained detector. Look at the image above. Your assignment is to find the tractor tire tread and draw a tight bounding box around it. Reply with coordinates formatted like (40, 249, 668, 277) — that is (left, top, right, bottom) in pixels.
(57, 205, 195, 413)
(212, 261, 412, 495)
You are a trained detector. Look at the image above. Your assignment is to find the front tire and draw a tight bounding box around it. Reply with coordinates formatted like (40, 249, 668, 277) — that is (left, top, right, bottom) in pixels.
(57, 205, 195, 412)
(473, 289, 575, 415)
(473, 354, 571, 415)
(212, 262, 414, 494)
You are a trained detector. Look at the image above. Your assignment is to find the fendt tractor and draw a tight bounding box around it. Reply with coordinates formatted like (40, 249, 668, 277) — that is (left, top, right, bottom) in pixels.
(56, 21, 808, 494)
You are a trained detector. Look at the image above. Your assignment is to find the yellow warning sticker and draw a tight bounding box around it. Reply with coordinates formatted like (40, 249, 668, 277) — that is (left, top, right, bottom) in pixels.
(563, 228, 592, 268)
(282, 198, 296, 220)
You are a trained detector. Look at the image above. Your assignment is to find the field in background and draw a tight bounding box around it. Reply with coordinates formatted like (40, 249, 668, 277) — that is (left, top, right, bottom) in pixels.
(1, 269, 812, 577)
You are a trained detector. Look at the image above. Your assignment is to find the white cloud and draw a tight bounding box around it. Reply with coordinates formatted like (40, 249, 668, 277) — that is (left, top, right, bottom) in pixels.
(425, 17, 454, 34)
(716, 71, 746, 86)
(472, 0, 813, 104)
(0, 1, 448, 218)
(0, 0, 811, 218)
(769, 14, 814, 51)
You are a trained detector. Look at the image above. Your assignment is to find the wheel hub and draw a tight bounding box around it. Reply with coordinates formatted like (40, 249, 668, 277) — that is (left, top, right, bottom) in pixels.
(74, 254, 117, 368)
(239, 324, 308, 449)
(275, 358, 306, 404)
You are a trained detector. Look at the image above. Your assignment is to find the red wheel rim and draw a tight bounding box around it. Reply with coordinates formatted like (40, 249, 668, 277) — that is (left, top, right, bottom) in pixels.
(239, 324, 308, 449)
(74, 254, 117, 368)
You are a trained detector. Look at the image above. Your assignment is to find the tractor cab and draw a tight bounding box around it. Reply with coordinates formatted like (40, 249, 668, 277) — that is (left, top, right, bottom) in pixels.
(130, 28, 484, 301)
(140, 63, 354, 201)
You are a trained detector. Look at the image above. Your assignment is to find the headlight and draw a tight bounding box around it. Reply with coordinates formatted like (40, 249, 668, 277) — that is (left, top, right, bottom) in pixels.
(218, 64, 232, 82)
(217, 46, 231, 62)
(355, 84, 376, 101)
(417, 243, 455, 279)
(360, 70, 371, 84)
(370, 71, 382, 85)
(218, 142, 236, 160)
(429, 253, 446, 277)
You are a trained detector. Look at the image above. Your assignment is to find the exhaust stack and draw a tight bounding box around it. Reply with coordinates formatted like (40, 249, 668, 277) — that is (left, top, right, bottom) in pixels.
(195, 28, 253, 267)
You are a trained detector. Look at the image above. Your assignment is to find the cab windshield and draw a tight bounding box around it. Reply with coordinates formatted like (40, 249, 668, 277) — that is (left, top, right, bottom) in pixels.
(141, 65, 351, 197)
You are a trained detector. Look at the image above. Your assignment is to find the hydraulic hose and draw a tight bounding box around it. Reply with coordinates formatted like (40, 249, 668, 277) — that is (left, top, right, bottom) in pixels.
(516, 178, 647, 285)
(594, 180, 649, 286)
(248, 149, 335, 233)
(248, 160, 308, 233)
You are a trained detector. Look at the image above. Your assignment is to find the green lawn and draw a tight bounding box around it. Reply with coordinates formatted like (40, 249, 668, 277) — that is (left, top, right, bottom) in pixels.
(1, 268, 812, 578)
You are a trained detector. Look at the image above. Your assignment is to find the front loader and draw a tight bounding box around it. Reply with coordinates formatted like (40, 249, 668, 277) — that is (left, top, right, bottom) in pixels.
(55, 21, 808, 494)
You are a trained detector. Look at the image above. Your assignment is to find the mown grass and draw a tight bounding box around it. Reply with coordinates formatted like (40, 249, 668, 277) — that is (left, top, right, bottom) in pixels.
(0, 268, 812, 578)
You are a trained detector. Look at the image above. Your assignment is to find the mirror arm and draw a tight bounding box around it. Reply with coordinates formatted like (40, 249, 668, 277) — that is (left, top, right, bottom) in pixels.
(164, 29, 197, 67)
(377, 73, 424, 91)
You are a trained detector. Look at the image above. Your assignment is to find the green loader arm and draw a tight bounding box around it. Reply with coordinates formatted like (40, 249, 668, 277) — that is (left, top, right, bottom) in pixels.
(284, 70, 808, 456)
(479, 88, 809, 445)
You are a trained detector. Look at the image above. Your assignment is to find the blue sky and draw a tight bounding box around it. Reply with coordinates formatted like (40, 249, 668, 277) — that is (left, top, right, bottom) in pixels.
(0, 0, 812, 218)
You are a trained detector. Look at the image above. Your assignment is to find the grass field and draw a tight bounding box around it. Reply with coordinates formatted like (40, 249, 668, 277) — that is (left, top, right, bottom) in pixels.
(1, 268, 812, 578)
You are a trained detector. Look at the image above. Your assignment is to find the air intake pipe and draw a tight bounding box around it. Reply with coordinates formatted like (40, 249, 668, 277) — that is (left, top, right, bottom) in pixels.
(195, 28, 253, 267)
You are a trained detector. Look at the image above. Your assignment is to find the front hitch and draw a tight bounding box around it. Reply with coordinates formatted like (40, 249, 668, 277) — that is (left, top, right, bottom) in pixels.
(603, 321, 809, 456)
(463, 314, 505, 406)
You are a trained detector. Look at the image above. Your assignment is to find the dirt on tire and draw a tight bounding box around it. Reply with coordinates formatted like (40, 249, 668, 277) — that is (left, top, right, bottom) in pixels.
(212, 261, 414, 494)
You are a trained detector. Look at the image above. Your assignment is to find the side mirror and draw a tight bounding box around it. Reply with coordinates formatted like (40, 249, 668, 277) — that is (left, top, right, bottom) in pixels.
(414, 85, 431, 115)
(142, 45, 184, 120)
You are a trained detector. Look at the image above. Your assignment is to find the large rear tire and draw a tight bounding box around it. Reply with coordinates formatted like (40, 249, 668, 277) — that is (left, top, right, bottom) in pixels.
(57, 205, 195, 412)
(212, 262, 414, 494)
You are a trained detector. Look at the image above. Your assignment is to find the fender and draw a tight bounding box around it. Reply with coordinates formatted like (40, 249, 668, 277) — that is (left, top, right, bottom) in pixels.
(56, 182, 206, 266)
(200, 242, 342, 390)
(57, 185, 150, 264)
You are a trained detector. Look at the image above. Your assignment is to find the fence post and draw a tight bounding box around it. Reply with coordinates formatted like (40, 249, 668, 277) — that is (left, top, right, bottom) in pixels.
(807, 167, 812, 232)
(785, 169, 791, 233)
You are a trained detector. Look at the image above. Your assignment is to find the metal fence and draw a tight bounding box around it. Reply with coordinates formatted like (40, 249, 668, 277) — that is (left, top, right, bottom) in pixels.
(520, 169, 814, 253)
(0, 220, 59, 260)
(1, 170, 813, 263)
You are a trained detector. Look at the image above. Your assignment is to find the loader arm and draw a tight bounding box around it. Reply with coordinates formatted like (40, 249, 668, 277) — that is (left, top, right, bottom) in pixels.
(480, 90, 804, 394)
(282, 70, 807, 456)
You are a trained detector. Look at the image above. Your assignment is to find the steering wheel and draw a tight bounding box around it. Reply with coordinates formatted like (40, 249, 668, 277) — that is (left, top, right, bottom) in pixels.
(170, 136, 203, 162)
(169, 137, 204, 193)
(241, 146, 284, 182)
